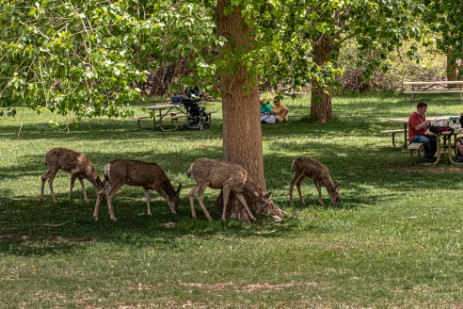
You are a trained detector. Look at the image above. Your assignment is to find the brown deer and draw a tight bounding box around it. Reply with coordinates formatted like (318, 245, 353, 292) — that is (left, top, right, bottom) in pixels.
(40, 147, 103, 203)
(187, 158, 271, 222)
(289, 156, 340, 206)
(93, 160, 181, 221)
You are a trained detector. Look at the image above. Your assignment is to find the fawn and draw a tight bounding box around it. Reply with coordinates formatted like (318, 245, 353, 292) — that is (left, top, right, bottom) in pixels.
(289, 156, 340, 206)
(187, 158, 271, 222)
(93, 160, 181, 221)
(40, 147, 103, 203)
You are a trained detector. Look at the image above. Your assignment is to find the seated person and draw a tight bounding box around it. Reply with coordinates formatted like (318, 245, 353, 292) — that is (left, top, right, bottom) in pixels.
(260, 98, 275, 124)
(273, 97, 289, 122)
(259, 98, 272, 114)
(454, 112, 463, 159)
(408, 101, 436, 160)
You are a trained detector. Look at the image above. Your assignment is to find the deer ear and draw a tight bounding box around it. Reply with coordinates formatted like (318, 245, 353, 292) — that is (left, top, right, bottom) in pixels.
(177, 184, 182, 194)
(335, 182, 341, 191)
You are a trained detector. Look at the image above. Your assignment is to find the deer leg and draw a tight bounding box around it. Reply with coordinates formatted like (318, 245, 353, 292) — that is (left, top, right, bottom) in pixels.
(313, 180, 324, 205)
(93, 191, 104, 221)
(106, 182, 122, 222)
(94, 180, 111, 220)
(235, 193, 256, 221)
(296, 176, 306, 204)
(197, 196, 212, 222)
(40, 170, 51, 201)
(290, 173, 304, 205)
(144, 188, 152, 216)
(289, 175, 297, 205)
(188, 185, 200, 219)
(222, 185, 232, 223)
(79, 177, 88, 202)
(195, 182, 212, 221)
(47, 169, 59, 203)
(69, 174, 77, 201)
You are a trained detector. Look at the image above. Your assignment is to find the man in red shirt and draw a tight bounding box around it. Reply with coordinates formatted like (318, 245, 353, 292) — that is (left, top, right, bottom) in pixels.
(408, 101, 436, 160)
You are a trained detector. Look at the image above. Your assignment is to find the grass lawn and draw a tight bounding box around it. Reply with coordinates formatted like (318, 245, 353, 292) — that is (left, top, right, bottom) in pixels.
(1, 94, 463, 308)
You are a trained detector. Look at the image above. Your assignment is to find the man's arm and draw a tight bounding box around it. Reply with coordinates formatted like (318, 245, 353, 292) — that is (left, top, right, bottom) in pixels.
(410, 114, 429, 131)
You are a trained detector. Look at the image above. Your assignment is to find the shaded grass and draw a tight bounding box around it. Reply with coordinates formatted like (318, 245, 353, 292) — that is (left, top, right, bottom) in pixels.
(1, 94, 463, 308)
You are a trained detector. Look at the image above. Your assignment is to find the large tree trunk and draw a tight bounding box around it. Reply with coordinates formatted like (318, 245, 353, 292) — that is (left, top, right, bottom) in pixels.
(215, 1, 284, 222)
(310, 35, 336, 123)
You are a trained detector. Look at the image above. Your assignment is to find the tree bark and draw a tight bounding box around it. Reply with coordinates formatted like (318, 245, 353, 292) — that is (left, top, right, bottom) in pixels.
(310, 35, 336, 123)
(215, 1, 284, 222)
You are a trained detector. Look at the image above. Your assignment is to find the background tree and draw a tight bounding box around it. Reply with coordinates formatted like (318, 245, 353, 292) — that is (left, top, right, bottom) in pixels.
(421, 0, 463, 81)
(0, 0, 215, 118)
(255, 0, 424, 123)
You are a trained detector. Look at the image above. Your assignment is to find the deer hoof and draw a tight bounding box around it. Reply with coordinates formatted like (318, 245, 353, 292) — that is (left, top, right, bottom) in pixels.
(93, 216, 98, 221)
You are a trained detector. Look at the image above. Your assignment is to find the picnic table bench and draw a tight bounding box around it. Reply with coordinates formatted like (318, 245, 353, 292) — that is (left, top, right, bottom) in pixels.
(381, 129, 408, 148)
(403, 81, 463, 103)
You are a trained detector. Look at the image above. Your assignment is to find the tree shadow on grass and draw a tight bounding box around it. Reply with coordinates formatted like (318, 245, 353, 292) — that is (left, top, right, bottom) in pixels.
(3, 138, 462, 258)
(3, 94, 463, 257)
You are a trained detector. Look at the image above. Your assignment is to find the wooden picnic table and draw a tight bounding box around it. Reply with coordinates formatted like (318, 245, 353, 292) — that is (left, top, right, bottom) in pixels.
(146, 103, 188, 132)
(403, 81, 463, 102)
(134, 102, 217, 131)
(420, 129, 463, 165)
(386, 116, 454, 149)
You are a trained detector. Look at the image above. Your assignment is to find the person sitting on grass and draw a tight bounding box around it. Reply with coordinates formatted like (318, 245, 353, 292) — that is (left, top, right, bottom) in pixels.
(259, 98, 272, 114)
(260, 98, 275, 124)
(273, 96, 289, 123)
(408, 101, 436, 161)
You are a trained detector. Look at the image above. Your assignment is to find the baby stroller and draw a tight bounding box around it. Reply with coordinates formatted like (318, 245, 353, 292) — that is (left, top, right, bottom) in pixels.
(181, 95, 209, 130)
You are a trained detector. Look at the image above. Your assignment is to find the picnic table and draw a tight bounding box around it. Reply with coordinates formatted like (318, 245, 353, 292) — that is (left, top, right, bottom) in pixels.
(415, 129, 463, 165)
(385, 116, 453, 149)
(403, 81, 463, 103)
(134, 103, 216, 131)
(385, 115, 463, 164)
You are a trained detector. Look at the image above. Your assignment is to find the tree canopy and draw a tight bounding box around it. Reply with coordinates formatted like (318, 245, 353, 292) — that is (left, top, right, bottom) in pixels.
(0, 0, 215, 117)
(0, 0, 457, 120)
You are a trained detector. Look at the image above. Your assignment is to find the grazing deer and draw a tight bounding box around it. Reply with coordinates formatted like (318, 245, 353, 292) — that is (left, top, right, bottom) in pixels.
(187, 158, 271, 222)
(289, 156, 340, 206)
(40, 147, 103, 203)
(93, 160, 181, 221)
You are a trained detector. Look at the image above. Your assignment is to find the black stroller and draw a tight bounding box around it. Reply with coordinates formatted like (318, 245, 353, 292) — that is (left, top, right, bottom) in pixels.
(171, 86, 209, 130)
(181, 94, 209, 130)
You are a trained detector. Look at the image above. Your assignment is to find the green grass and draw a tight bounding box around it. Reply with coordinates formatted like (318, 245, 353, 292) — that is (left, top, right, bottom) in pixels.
(1, 94, 463, 308)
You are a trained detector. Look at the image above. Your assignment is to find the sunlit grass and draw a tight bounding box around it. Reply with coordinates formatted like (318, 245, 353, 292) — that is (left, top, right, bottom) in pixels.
(1, 94, 463, 307)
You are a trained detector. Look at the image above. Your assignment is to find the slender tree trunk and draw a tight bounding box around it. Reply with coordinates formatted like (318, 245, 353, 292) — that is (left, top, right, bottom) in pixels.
(215, 1, 284, 222)
(447, 52, 459, 82)
(310, 35, 336, 123)
(447, 51, 461, 88)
